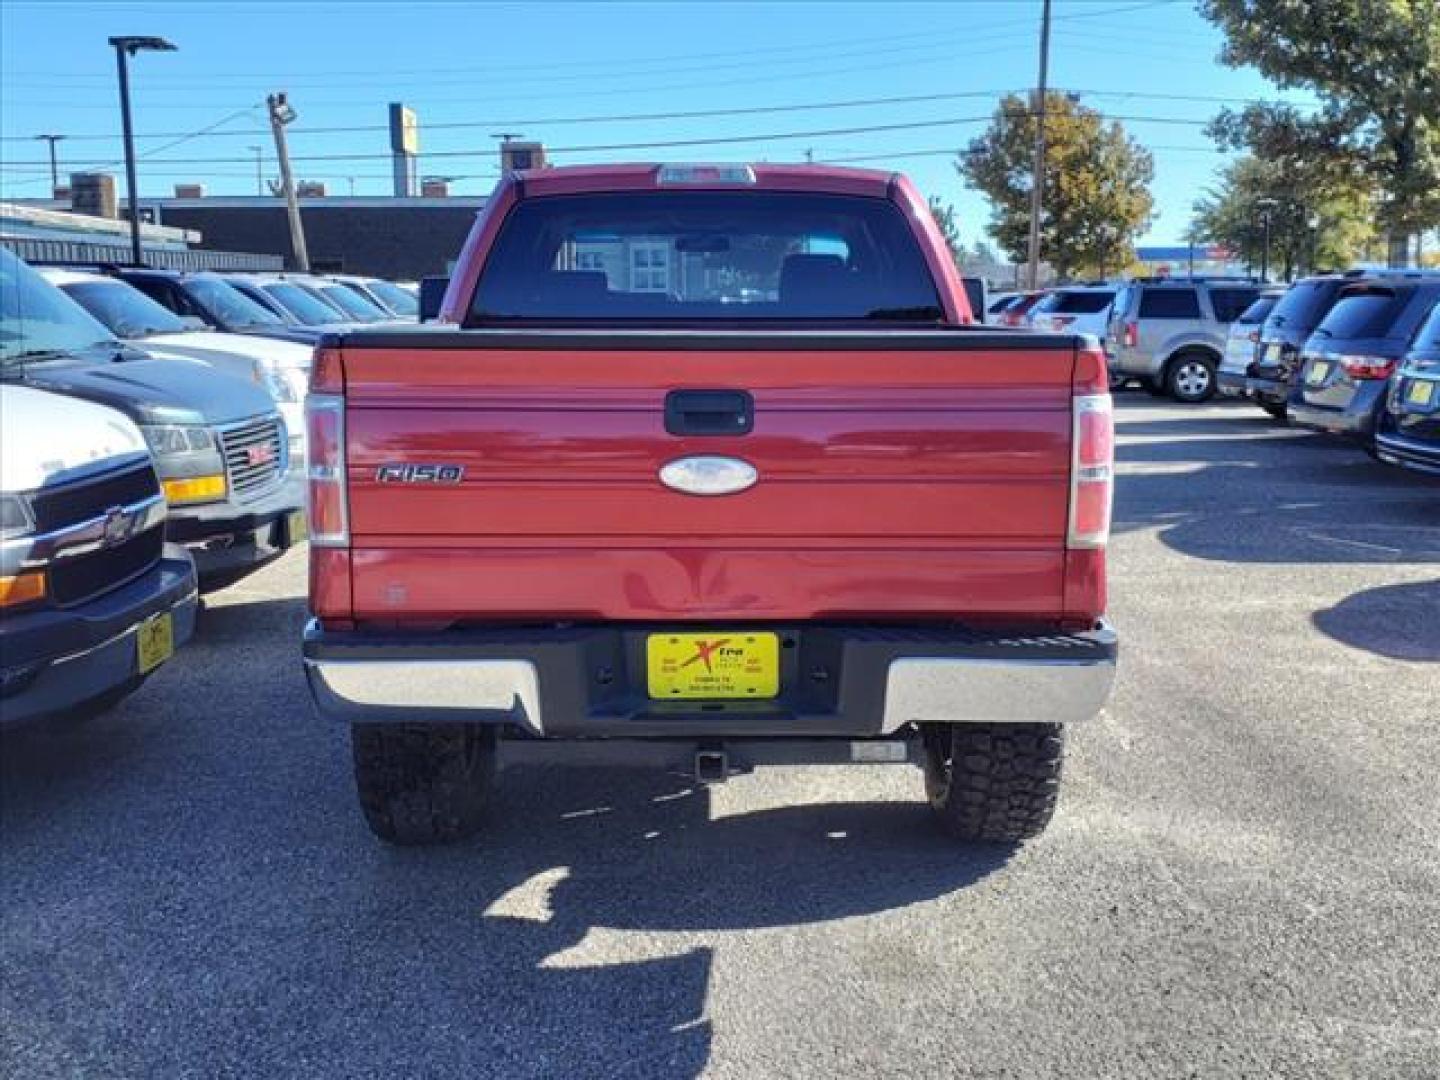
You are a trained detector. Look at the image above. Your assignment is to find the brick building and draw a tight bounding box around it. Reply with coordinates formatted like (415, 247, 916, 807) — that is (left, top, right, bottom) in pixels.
(138, 195, 488, 279)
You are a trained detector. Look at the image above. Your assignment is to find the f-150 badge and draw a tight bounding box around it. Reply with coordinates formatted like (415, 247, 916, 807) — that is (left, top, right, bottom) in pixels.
(375, 464, 465, 484)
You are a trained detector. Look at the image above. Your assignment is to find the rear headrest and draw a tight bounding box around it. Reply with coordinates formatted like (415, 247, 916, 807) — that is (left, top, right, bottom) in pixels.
(779, 253, 848, 301)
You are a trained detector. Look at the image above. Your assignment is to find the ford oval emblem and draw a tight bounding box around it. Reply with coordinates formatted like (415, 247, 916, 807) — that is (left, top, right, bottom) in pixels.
(659, 455, 758, 496)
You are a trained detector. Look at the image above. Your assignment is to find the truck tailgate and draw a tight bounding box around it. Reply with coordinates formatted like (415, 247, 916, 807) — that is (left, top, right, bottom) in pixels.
(335, 330, 1080, 621)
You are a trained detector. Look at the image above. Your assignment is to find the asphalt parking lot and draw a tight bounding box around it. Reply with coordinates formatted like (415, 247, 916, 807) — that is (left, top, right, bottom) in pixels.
(3, 394, 1438, 1079)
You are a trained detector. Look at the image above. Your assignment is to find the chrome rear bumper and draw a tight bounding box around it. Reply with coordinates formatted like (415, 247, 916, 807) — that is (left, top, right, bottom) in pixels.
(304, 619, 1118, 737)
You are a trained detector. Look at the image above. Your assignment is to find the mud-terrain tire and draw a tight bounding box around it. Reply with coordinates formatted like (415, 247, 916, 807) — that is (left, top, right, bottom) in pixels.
(921, 723, 1065, 842)
(352, 723, 497, 845)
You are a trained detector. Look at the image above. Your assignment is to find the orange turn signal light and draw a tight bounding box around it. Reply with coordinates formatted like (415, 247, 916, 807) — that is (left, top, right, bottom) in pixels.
(0, 571, 47, 609)
(162, 474, 227, 505)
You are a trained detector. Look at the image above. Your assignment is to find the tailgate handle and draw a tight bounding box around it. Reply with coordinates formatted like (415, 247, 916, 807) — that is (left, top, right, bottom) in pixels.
(664, 389, 754, 436)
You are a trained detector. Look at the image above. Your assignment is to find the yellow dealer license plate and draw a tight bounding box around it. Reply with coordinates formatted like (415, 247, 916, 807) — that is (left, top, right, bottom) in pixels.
(1307, 361, 1331, 385)
(136, 612, 174, 675)
(1265, 343, 1283, 364)
(287, 508, 307, 543)
(1408, 380, 1435, 406)
(647, 632, 779, 700)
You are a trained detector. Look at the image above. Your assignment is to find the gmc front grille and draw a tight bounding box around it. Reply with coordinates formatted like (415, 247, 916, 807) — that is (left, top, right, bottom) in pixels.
(220, 416, 285, 502)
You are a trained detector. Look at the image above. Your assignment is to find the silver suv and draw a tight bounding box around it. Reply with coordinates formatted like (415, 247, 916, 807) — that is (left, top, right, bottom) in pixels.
(1105, 278, 1268, 402)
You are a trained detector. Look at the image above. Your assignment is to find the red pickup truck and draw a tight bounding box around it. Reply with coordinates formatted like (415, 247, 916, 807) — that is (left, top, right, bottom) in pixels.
(302, 163, 1117, 846)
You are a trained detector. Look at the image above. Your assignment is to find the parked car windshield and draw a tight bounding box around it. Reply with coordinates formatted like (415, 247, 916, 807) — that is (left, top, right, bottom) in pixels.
(357, 279, 419, 317)
(263, 282, 347, 325)
(1313, 288, 1411, 341)
(1267, 279, 1341, 332)
(472, 191, 944, 323)
(61, 281, 190, 339)
(0, 251, 117, 368)
(1037, 289, 1115, 314)
(186, 274, 286, 329)
(314, 283, 388, 322)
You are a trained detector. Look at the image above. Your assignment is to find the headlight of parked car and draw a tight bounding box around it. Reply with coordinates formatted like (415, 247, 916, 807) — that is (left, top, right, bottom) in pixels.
(142, 424, 216, 456)
(0, 494, 46, 609)
(261, 365, 303, 403)
(140, 424, 228, 506)
(0, 493, 35, 540)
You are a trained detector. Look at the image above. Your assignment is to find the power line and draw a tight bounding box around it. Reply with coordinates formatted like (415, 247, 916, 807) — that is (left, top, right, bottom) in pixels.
(0, 89, 1021, 144)
(1, 85, 1321, 147)
(0, 110, 1226, 170)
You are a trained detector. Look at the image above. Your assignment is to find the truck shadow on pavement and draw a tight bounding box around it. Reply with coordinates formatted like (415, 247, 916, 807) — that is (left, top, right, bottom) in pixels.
(1311, 578, 1440, 661)
(0, 592, 1012, 1080)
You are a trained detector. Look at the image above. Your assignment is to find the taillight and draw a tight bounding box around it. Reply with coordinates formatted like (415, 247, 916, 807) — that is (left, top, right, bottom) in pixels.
(1338, 354, 1397, 380)
(1247, 329, 1260, 342)
(305, 394, 348, 547)
(1068, 393, 1114, 549)
(1122, 321, 1138, 348)
(310, 346, 344, 394)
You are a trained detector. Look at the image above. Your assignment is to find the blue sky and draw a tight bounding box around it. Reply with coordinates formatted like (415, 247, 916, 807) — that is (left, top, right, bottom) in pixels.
(0, 0, 1315, 247)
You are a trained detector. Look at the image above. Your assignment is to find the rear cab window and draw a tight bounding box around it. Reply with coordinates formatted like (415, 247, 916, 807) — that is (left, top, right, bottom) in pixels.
(1138, 288, 1201, 319)
(470, 191, 944, 324)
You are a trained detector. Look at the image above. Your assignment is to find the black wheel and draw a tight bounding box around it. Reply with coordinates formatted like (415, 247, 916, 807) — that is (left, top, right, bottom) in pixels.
(1163, 352, 1221, 403)
(1261, 402, 1288, 421)
(921, 723, 1065, 842)
(1165, 351, 1218, 403)
(351, 723, 497, 845)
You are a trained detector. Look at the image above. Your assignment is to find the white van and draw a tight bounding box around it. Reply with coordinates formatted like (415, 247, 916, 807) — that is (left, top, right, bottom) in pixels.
(0, 384, 198, 726)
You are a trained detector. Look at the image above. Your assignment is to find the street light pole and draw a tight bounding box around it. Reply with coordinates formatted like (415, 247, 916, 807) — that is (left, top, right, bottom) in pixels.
(108, 36, 176, 266)
(34, 134, 66, 196)
(1256, 197, 1278, 282)
(267, 92, 310, 272)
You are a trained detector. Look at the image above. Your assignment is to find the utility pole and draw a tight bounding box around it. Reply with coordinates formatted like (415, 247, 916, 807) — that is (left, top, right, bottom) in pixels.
(34, 134, 66, 196)
(110, 36, 176, 266)
(1256, 197, 1278, 282)
(267, 92, 309, 272)
(1025, 0, 1053, 290)
(247, 145, 264, 196)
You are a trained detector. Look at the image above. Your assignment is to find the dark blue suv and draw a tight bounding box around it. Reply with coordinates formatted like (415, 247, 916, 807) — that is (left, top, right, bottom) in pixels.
(1289, 275, 1440, 447)
(1376, 301, 1440, 475)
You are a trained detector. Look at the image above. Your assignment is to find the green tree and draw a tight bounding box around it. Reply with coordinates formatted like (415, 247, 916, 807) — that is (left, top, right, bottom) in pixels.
(968, 239, 1002, 266)
(1191, 155, 1377, 278)
(926, 196, 965, 267)
(1200, 0, 1440, 264)
(959, 93, 1155, 280)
